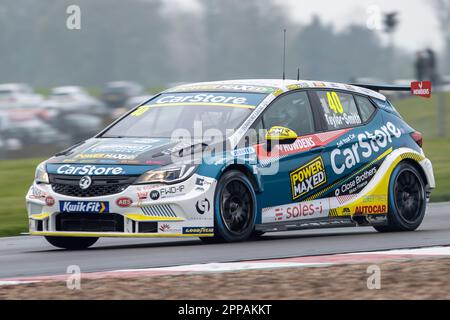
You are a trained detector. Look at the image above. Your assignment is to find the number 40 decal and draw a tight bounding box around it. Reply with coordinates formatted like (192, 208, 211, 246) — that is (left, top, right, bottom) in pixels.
(326, 92, 344, 114)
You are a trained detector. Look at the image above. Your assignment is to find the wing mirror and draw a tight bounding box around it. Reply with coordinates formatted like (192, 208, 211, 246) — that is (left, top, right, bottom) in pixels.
(265, 126, 298, 145)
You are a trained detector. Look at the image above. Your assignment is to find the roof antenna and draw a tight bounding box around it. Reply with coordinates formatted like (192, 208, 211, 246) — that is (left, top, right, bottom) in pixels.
(297, 67, 300, 81)
(282, 29, 286, 80)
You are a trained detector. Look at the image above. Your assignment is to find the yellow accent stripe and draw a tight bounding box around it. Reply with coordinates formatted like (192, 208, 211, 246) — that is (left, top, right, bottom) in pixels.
(125, 214, 184, 222)
(331, 150, 424, 217)
(30, 213, 50, 220)
(306, 148, 393, 201)
(31, 231, 213, 238)
(144, 102, 256, 109)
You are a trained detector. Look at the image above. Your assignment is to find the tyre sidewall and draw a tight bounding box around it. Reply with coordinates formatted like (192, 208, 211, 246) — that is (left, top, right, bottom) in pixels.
(387, 163, 426, 230)
(213, 170, 257, 242)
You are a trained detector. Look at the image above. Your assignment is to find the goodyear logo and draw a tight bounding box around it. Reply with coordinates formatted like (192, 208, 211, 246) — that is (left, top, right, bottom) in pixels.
(290, 157, 327, 200)
(182, 227, 214, 234)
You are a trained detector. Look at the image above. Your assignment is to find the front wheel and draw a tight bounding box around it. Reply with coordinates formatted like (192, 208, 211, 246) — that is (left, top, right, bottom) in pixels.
(200, 170, 257, 243)
(374, 162, 426, 233)
(45, 236, 99, 250)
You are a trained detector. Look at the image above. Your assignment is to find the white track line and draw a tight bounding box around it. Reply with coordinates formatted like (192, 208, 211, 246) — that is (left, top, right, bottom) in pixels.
(1, 245, 450, 286)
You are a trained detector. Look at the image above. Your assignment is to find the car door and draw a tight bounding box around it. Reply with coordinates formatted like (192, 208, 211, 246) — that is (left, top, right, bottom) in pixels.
(310, 90, 383, 210)
(250, 90, 328, 224)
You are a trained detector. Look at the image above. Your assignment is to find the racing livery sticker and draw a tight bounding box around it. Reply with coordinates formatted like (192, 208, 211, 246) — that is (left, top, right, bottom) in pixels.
(116, 197, 133, 208)
(169, 83, 277, 94)
(59, 201, 109, 213)
(74, 140, 158, 161)
(47, 164, 153, 176)
(256, 129, 350, 167)
(411, 81, 432, 98)
(330, 122, 401, 175)
(354, 204, 387, 215)
(141, 92, 268, 110)
(317, 91, 362, 130)
(182, 227, 214, 234)
(334, 164, 379, 198)
(262, 199, 329, 223)
(290, 157, 327, 200)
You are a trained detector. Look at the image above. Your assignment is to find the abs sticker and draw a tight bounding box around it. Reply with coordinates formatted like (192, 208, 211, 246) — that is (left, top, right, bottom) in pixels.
(290, 157, 327, 200)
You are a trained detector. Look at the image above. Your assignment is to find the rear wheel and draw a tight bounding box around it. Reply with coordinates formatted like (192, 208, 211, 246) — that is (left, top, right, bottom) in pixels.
(45, 236, 98, 250)
(374, 163, 426, 233)
(200, 170, 257, 243)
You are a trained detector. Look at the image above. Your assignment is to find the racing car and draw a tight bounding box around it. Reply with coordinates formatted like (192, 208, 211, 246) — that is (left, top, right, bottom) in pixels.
(26, 79, 435, 249)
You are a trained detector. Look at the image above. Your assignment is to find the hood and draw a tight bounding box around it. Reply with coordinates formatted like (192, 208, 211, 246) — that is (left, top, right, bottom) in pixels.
(47, 137, 209, 169)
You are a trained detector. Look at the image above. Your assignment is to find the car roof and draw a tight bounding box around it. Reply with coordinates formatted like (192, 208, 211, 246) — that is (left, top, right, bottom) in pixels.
(0, 83, 31, 91)
(165, 79, 387, 101)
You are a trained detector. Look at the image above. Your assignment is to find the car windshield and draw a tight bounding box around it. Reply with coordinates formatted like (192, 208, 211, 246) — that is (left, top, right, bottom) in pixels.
(102, 92, 267, 139)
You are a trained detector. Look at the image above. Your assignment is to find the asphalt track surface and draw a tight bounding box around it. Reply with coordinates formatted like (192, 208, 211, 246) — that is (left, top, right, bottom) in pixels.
(1, 202, 449, 279)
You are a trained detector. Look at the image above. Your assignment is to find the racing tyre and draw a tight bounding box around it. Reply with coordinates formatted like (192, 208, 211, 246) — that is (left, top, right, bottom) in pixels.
(374, 162, 426, 233)
(45, 236, 99, 250)
(200, 170, 257, 243)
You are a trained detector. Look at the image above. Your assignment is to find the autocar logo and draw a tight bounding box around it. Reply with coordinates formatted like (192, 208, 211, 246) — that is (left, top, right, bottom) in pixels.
(195, 198, 210, 214)
(79, 176, 92, 190)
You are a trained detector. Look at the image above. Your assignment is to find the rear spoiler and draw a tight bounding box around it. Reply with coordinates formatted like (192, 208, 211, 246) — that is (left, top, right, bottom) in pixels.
(350, 83, 411, 92)
(351, 81, 432, 98)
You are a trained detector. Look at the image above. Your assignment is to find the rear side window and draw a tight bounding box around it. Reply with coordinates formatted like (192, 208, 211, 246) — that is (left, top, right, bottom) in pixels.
(315, 91, 362, 130)
(355, 96, 376, 122)
(372, 98, 402, 118)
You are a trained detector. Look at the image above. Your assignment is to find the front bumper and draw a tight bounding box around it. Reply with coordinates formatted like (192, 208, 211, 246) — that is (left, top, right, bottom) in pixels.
(26, 174, 216, 238)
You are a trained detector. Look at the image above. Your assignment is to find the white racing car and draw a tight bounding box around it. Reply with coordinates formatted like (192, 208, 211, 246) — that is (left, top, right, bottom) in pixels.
(26, 80, 435, 249)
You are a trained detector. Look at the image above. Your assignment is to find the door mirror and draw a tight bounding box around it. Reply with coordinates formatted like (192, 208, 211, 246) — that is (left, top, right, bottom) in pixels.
(265, 126, 298, 145)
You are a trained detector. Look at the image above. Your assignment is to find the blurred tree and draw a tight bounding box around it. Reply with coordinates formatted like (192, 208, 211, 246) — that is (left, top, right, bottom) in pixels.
(201, 0, 290, 80)
(0, 0, 171, 88)
(430, 0, 450, 75)
(290, 16, 412, 82)
(0, 0, 420, 88)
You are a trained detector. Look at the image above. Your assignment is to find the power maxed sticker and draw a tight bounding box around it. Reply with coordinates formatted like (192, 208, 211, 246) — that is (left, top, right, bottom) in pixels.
(290, 157, 327, 200)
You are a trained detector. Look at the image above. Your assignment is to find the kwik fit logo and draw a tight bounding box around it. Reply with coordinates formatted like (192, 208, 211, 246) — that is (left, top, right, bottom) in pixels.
(60, 201, 109, 213)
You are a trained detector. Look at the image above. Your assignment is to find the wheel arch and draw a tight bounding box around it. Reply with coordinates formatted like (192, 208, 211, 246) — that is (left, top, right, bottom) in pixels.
(398, 158, 429, 188)
(220, 164, 263, 193)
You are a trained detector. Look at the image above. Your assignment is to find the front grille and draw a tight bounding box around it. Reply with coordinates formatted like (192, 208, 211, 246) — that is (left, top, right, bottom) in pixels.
(139, 222, 158, 233)
(55, 212, 124, 232)
(49, 174, 138, 197)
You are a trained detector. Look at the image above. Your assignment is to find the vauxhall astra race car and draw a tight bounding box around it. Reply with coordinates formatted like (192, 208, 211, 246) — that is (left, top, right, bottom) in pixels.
(26, 79, 435, 249)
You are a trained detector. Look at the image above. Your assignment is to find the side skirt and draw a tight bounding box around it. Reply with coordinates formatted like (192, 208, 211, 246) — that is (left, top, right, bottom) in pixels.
(255, 215, 387, 233)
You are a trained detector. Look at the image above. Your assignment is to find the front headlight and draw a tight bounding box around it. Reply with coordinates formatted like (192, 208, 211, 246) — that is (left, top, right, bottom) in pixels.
(35, 161, 49, 184)
(134, 164, 197, 185)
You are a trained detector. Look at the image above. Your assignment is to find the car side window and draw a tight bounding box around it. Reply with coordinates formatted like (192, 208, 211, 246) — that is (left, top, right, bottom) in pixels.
(261, 91, 314, 136)
(355, 95, 376, 123)
(315, 91, 362, 130)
